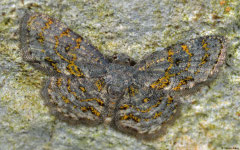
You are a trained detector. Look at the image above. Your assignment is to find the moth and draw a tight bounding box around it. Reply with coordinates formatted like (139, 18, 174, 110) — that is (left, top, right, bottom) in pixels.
(19, 12, 227, 139)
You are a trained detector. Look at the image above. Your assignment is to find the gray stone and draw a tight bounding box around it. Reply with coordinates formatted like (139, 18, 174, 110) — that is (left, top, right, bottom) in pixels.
(0, 0, 240, 149)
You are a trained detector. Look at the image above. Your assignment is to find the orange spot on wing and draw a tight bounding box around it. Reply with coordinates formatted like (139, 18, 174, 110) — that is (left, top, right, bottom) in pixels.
(143, 98, 150, 103)
(181, 44, 192, 56)
(79, 86, 86, 92)
(62, 96, 70, 104)
(202, 40, 209, 51)
(153, 112, 162, 119)
(60, 29, 71, 38)
(74, 37, 82, 49)
(151, 76, 170, 89)
(173, 76, 193, 91)
(66, 63, 84, 77)
(56, 78, 63, 87)
(42, 18, 53, 31)
(95, 79, 104, 92)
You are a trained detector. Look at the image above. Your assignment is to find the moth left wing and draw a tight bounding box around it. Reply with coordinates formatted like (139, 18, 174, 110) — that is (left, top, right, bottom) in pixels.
(20, 12, 108, 77)
(41, 76, 108, 125)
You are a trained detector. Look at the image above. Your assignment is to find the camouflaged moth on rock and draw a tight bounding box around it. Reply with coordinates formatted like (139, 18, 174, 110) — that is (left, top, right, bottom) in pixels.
(19, 12, 227, 139)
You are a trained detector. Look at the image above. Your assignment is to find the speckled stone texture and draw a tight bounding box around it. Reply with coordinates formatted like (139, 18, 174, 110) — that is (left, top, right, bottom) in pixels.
(0, 0, 240, 150)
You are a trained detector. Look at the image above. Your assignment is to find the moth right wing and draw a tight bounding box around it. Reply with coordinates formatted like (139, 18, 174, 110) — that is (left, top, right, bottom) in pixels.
(114, 85, 178, 139)
(113, 35, 227, 138)
(20, 12, 108, 78)
(41, 76, 108, 125)
(133, 36, 227, 93)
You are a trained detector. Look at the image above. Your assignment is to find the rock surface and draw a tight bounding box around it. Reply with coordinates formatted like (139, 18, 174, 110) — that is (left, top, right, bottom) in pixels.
(0, 0, 239, 149)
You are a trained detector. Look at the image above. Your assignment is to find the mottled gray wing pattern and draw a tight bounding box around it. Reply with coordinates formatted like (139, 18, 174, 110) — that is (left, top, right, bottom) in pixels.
(113, 36, 226, 137)
(134, 36, 226, 92)
(114, 85, 178, 137)
(41, 76, 108, 125)
(20, 12, 227, 138)
(20, 13, 108, 78)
